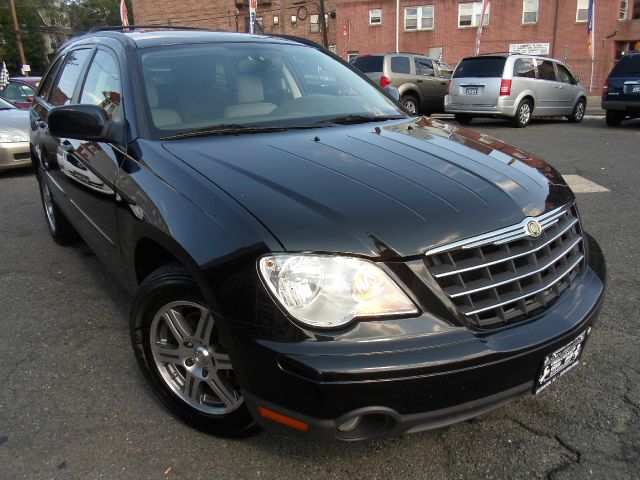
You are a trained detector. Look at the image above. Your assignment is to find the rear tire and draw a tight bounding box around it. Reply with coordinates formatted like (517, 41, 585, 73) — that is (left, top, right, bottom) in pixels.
(567, 98, 586, 123)
(605, 111, 623, 127)
(511, 99, 532, 128)
(401, 94, 419, 114)
(130, 263, 260, 438)
(454, 114, 473, 125)
(37, 171, 79, 245)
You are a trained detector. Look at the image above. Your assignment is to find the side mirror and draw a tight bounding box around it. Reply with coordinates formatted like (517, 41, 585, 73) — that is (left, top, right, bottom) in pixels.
(48, 104, 124, 144)
(383, 85, 400, 102)
(573, 75, 580, 84)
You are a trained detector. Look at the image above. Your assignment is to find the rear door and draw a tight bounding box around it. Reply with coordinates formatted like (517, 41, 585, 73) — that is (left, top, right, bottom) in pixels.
(606, 54, 640, 103)
(414, 57, 447, 112)
(449, 56, 506, 106)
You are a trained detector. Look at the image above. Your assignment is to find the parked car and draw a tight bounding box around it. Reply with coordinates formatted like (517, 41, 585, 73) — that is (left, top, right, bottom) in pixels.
(0, 77, 41, 109)
(602, 52, 640, 126)
(350, 53, 452, 114)
(31, 28, 605, 441)
(445, 54, 587, 127)
(0, 97, 31, 172)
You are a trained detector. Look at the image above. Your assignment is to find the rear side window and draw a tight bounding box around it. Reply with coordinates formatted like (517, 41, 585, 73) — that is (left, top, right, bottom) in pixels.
(513, 58, 535, 78)
(391, 56, 411, 74)
(351, 55, 384, 73)
(610, 55, 640, 76)
(453, 57, 506, 78)
(50, 49, 92, 106)
(537, 60, 556, 81)
(80, 50, 122, 119)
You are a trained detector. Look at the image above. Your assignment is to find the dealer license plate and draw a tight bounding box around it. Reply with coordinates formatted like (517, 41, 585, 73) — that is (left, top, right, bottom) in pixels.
(465, 87, 478, 95)
(535, 329, 589, 394)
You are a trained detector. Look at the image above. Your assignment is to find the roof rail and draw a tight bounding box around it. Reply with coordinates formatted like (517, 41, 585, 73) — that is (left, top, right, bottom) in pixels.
(479, 51, 515, 56)
(87, 25, 217, 33)
(268, 34, 324, 49)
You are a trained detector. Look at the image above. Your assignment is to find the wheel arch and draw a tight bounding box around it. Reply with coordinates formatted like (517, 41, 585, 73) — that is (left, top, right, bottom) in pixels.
(398, 83, 423, 103)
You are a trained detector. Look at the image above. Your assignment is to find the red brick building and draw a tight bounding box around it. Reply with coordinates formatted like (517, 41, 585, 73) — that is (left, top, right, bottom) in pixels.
(336, 0, 640, 92)
(131, 0, 338, 50)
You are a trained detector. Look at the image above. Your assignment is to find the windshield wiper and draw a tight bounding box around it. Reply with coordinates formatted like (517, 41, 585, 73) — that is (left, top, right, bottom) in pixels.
(317, 114, 405, 125)
(161, 123, 321, 140)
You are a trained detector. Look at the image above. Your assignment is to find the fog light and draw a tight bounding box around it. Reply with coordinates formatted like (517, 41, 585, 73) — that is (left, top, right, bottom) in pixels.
(337, 416, 361, 432)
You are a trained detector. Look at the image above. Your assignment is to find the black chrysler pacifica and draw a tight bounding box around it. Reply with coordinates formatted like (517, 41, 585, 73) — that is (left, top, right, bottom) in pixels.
(29, 28, 606, 441)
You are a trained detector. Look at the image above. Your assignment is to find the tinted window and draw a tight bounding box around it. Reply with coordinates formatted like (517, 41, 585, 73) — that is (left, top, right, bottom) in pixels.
(610, 54, 640, 76)
(80, 50, 122, 119)
(453, 57, 506, 78)
(38, 56, 65, 101)
(2, 82, 35, 102)
(513, 58, 535, 78)
(391, 56, 410, 74)
(351, 55, 384, 73)
(556, 63, 574, 84)
(415, 58, 434, 76)
(537, 60, 556, 81)
(50, 49, 91, 106)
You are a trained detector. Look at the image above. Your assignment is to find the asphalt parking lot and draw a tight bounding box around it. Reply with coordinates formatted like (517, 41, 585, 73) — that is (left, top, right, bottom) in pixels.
(1, 116, 639, 479)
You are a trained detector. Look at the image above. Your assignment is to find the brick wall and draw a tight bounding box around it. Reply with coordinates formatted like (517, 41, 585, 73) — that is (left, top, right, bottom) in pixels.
(336, 0, 640, 93)
(131, 0, 337, 48)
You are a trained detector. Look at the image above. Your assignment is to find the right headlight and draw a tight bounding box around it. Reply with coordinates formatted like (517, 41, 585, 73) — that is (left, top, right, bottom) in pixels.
(258, 254, 418, 328)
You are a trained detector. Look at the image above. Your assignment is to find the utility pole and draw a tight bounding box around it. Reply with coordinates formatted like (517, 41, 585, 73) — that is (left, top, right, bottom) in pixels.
(8, 0, 28, 73)
(319, 0, 328, 49)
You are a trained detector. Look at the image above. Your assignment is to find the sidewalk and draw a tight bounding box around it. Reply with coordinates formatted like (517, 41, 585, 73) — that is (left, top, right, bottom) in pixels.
(586, 95, 604, 116)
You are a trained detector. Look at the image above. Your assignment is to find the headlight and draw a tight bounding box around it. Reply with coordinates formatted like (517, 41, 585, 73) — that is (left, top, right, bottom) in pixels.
(259, 254, 418, 328)
(0, 129, 28, 143)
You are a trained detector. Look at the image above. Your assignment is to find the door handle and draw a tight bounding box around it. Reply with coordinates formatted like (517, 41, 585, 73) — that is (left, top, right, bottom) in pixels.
(60, 140, 74, 154)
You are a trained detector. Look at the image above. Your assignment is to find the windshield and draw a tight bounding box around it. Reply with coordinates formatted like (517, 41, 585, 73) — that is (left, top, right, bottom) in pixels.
(139, 43, 405, 139)
(453, 57, 506, 78)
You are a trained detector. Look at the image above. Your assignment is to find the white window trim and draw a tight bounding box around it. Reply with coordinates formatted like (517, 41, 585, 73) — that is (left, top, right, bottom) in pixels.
(620, 0, 628, 20)
(404, 5, 435, 31)
(369, 8, 382, 25)
(522, 0, 539, 24)
(458, 2, 490, 28)
(576, 0, 589, 22)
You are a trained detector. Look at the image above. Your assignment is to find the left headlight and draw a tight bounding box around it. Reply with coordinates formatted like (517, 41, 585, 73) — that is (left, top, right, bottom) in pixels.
(0, 129, 28, 143)
(258, 254, 418, 328)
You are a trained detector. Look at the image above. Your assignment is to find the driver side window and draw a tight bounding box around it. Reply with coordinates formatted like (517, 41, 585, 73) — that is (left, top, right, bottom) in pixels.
(80, 50, 122, 119)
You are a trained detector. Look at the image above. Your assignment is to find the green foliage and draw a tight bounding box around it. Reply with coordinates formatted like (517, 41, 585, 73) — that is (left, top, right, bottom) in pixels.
(66, 0, 133, 32)
(0, 0, 48, 76)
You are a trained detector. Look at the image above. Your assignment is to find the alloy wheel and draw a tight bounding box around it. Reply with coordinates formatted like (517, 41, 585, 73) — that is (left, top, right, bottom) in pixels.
(40, 180, 56, 232)
(519, 103, 531, 125)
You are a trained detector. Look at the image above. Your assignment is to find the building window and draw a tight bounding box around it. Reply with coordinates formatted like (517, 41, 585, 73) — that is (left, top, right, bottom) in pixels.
(522, 0, 539, 24)
(634, 0, 640, 19)
(576, 0, 589, 22)
(256, 17, 264, 29)
(273, 15, 279, 27)
(620, 0, 628, 19)
(291, 15, 297, 27)
(347, 52, 359, 62)
(370, 8, 382, 25)
(404, 5, 435, 31)
(458, 2, 490, 28)
(310, 14, 320, 32)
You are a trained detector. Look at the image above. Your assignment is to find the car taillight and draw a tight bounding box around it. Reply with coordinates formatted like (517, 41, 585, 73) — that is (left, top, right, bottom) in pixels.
(603, 80, 609, 95)
(500, 79, 512, 96)
(380, 75, 390, 88)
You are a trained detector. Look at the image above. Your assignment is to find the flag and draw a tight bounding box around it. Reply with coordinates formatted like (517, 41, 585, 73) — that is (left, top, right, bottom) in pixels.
(587, 0, 595, 58)
(120, 0, 129, 27)
(474, 1, 490, 55)
(0, 61, 9, 90)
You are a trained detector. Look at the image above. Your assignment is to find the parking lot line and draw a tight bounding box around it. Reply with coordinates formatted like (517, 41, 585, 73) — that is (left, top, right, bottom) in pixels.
(562, 175, 609, 193)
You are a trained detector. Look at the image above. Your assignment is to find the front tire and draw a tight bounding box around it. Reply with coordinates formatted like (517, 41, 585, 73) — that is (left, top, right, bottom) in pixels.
(567, 98, 586, 123)
(511, 99, 532, 128)
(130, 263, 260, 437)
(605, 111, 623, 127)
(401, 94, 419, 114)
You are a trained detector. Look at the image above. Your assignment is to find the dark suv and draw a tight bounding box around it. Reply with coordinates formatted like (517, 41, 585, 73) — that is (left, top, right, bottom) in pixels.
(602, 52, 640, 126)
(30, 27, 605, 441)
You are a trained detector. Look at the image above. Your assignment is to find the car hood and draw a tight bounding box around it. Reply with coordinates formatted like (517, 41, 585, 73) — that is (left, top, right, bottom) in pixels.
(0, 108, 29, 135)
(162, 117, 574, 258)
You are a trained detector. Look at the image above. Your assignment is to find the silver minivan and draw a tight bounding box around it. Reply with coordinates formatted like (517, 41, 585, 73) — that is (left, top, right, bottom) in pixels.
(445, 54, 586, 127)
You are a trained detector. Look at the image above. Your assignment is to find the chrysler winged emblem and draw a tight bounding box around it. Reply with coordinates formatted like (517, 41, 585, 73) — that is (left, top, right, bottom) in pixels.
(526, 219, 542, 237)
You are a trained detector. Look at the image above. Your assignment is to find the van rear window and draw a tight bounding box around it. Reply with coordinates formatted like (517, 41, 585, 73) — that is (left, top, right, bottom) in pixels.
(453, 57, 506, 78)
(610, 55, 640, 77)
(351, 55, 384, 73)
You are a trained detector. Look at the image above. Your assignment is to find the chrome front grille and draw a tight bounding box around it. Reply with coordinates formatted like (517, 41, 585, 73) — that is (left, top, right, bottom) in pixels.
(424, 205, 584, 328)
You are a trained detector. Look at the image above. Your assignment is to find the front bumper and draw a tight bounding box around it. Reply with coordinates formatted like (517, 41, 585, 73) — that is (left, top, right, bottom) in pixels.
(230, 235, 605, 441)
(0, 141, 31, 171)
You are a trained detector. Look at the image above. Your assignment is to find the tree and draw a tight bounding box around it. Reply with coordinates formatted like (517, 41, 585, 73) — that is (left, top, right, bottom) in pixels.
(0, 0, 49, 75)
(66, 0, 133, 32)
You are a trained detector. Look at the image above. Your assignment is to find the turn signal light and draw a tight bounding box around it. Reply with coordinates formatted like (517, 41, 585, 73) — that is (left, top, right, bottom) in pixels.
(380, 75, 390, 88)
(258, 406, 309, 431)
(500, 79, 512, 96)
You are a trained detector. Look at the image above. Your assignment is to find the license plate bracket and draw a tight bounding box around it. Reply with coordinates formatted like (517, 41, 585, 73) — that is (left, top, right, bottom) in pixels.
(535, 329, 589, 394)
(465, 87, 478, 95)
